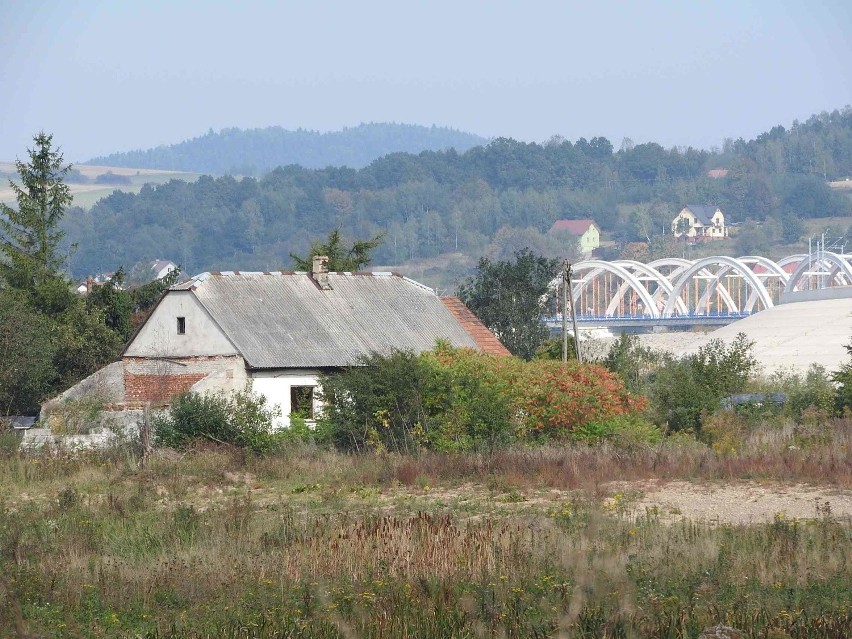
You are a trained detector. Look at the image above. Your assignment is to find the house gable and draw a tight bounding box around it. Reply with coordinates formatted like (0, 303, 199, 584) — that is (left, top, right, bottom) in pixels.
(124, 290, 238, 358)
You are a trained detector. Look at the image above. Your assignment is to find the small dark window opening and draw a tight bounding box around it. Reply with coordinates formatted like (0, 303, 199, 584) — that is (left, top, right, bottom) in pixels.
(290, 386, 315, 419)
(177, 317, 186, 334)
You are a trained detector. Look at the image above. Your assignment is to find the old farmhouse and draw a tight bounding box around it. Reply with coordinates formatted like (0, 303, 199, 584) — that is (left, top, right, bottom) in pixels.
(48, 258, 508, 430)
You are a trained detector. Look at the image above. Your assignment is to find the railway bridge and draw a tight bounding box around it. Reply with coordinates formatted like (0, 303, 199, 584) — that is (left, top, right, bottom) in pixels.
(545, 252, 852, 330)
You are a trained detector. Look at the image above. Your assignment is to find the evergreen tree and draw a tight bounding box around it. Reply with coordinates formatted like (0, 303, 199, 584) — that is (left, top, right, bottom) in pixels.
(0, 132, 72, 289)
(290, 229, 384, 272)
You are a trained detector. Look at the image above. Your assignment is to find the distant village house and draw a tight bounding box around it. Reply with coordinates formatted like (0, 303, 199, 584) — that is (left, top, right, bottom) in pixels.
(671, 205, 727, 240)
(151, 260, 178, 280)
(549, 219, 601, 254)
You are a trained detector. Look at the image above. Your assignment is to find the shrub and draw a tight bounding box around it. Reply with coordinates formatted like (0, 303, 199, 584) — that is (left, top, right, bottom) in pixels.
(601, 332, 660, 395)
(318, 349, 450, 453)
(833, 338, 852, 415)
(426, 345, 516, 452)
(46, 395, 108, 435)
(474, 358, 644, 441)
(319, 345, 647, 453)
(783, 364, 835, 421)
(572, 413, 662, 446)
(651, 333, 757, 432)
(153, 387, 282, 455)
(702, 410, 749, 455)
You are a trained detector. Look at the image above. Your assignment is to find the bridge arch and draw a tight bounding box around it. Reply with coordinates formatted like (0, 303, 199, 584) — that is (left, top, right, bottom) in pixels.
(737, 255, 790, 281)
(663, 256, 774, 317)
(777, 254, 807, 272)
(609, 260, 689, 315)
(693, 256, 790, 313)
(647, 257, 692, 280)
(784, 251, 852, 292)
(648, 257, 742, 314)
(551, 260, 660, 317)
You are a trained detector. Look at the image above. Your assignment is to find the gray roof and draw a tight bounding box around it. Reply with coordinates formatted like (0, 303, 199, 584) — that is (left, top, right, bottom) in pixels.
(2, 416, 37, 429)
(685, 205, 721, 225)
(173, 271, 481, 368)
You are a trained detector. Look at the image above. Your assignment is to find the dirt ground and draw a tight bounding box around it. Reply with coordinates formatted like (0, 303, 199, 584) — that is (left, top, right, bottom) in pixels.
(608, 480, 852, 524)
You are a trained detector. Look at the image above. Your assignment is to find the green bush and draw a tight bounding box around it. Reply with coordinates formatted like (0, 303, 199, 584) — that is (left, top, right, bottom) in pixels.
(318, 349, 454, 454)
(833, 339, 852, 416)
(572, 413, 662, 446)
(153, 387, 282, 454)
(601, 333, 660, 395)
(783, 364, 835, 421)
(319, 345, 645, 453)
(650, 333, 757, 432)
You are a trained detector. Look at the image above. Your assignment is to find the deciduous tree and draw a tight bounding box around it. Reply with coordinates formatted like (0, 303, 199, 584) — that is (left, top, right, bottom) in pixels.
(457, 249, 558, 360)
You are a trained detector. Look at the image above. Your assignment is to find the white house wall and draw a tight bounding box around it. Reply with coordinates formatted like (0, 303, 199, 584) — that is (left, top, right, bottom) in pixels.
(250, 369, 323, 430)
(124, 291, 237, 358)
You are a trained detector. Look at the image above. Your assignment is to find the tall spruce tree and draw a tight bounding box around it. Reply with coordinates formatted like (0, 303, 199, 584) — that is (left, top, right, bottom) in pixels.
(0, 132, 72, 289)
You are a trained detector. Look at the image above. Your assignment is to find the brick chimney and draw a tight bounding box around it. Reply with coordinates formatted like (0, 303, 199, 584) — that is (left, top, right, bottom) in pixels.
(312, 255, 332, 290)
(86, 276, 94, 294)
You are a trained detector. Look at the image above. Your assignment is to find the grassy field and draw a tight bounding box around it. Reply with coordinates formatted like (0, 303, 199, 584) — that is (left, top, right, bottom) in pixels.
(1, 418, 850, 638)
(0, 163, 201, 210)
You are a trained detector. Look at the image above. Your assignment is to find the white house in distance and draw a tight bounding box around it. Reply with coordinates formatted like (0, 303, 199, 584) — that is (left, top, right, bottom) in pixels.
(671, 205, 728, 240)
(151, 260, 178, 280)
(549, 219, 601, 254)
(52, 257, 509, 429)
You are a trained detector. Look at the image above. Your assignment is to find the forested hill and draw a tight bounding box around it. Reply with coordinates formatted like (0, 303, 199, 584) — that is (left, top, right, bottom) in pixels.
(65, 108, 852, 283)
(85, 123, 488, 173)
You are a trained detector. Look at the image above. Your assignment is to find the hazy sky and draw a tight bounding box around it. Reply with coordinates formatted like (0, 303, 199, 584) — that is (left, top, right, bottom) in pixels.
(1, 0, 850, 163)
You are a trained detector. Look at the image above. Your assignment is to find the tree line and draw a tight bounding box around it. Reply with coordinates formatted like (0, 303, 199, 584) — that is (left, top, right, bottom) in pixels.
(64, 107, 852, 280)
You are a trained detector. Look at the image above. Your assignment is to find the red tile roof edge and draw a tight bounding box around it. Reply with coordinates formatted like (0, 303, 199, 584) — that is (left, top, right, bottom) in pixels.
(439, 296, 511, 357)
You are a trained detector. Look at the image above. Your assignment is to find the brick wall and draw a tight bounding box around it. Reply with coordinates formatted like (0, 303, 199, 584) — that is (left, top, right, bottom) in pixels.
(123, 355, 245, 406)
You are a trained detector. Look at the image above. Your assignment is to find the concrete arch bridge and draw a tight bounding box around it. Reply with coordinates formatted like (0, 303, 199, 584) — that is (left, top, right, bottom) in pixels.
(546, 252, 852, 328)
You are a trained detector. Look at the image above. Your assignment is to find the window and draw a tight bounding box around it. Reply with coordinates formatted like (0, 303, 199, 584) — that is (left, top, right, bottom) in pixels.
(290, 386, 315, 419)
(177, 317, 186, 334)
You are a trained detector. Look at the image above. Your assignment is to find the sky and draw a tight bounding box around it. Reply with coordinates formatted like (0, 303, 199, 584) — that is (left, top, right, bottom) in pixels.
(1, 0, 851, 163)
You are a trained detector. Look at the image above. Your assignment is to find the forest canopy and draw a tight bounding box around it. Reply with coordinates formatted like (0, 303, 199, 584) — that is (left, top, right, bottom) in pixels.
(63, 108, 852, 282)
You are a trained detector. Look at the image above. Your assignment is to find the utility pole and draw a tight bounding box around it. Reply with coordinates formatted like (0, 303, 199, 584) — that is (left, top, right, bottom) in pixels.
(564, 262, 583, 364)
(561, 264, 568, 362)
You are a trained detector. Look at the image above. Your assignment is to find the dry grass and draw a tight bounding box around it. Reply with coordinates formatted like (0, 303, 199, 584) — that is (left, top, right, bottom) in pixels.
(0, 422, 850, 637)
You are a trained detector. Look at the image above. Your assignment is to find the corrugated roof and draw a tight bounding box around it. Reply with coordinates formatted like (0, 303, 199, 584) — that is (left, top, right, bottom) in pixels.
(177, 272, 490, 368)
(684, 205, 721, 225)
(550, 219, 598, 235)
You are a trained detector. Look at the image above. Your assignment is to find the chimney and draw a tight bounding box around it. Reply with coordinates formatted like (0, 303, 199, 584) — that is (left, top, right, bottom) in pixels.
(86, 276, 94, 294)
(312, 255, 332, 290)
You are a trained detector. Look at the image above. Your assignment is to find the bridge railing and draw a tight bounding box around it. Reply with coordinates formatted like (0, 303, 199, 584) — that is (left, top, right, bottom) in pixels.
(545, 310, 753, 323)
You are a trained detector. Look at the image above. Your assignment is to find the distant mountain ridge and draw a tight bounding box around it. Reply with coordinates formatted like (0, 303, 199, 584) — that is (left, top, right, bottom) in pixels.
(86, 123, 488, 174)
